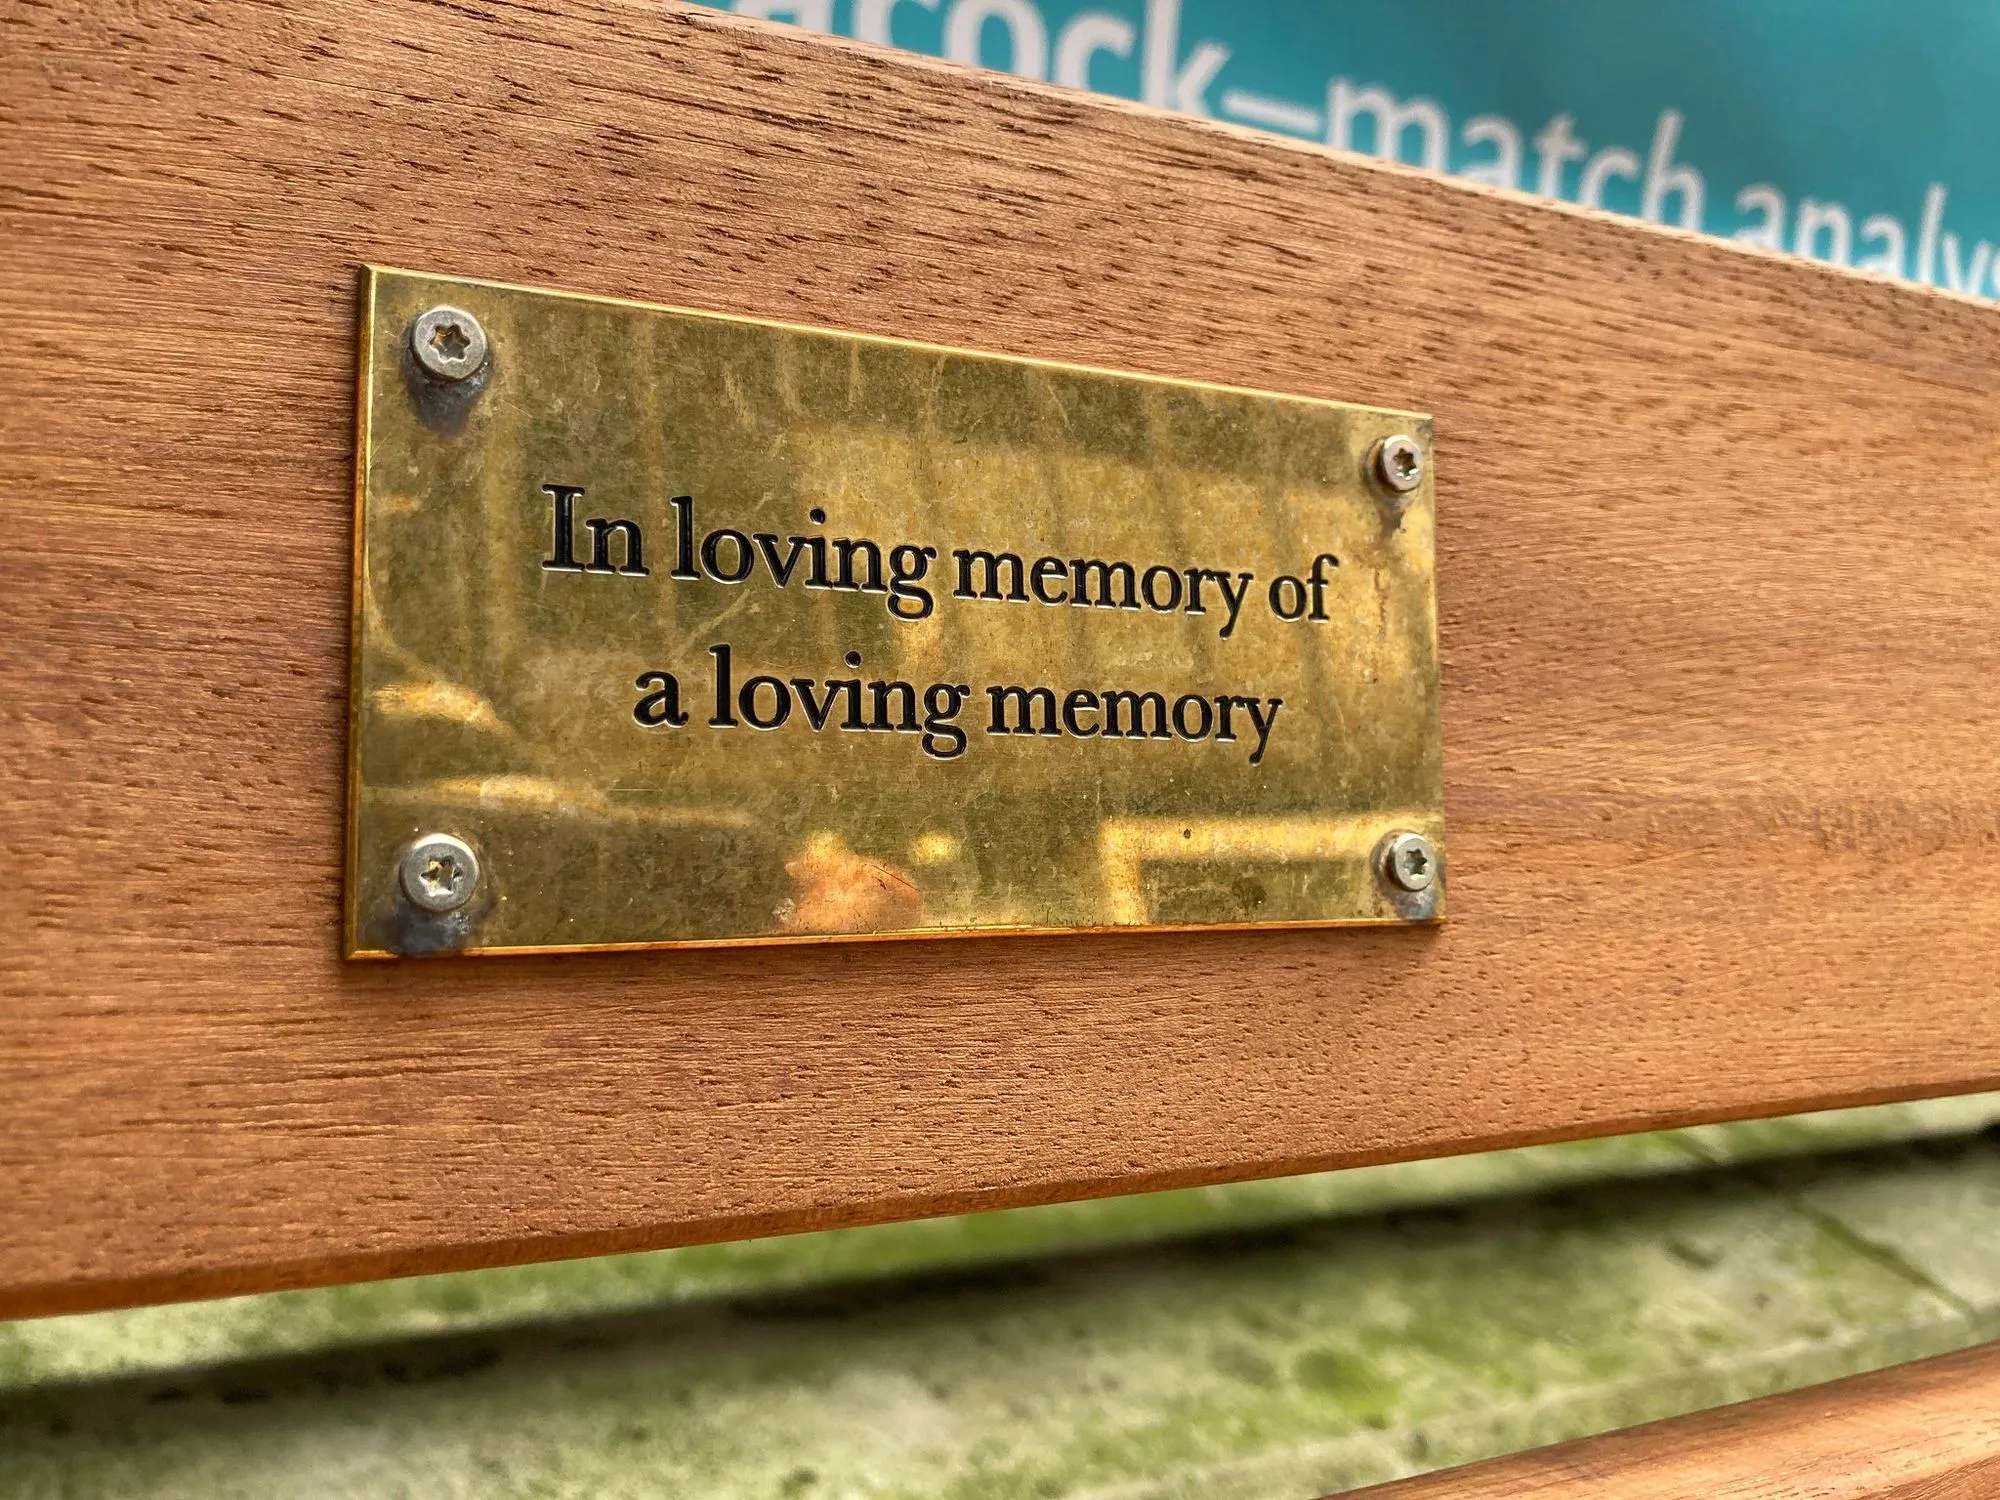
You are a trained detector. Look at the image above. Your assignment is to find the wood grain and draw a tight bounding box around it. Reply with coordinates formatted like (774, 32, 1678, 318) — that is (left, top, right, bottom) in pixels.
(8, 0, 2000, 1317)
(1349, 1340, 2000, 1498)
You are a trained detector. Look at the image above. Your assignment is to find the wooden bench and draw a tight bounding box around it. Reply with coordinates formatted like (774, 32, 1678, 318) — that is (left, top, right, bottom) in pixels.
(6, 1102, 2000, 1493)
(10, 2, 2000, 1490)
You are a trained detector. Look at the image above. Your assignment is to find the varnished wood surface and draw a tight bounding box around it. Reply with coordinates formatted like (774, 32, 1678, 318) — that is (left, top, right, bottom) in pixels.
(1351, 1340, 2000, 1498)
(7, 0, 2000, 1316)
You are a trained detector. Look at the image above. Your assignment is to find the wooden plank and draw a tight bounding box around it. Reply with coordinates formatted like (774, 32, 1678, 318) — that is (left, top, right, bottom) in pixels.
(1348, 1340, 2000, 1498)
(6, 0, 2000, 1317)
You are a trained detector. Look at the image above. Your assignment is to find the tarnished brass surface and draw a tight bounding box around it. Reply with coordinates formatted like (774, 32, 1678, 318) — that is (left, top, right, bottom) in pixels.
(347, 269, 1442, 956)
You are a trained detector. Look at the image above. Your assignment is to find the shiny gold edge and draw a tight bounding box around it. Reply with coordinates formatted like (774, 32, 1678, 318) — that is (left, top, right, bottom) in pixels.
(365, 266, 1435, 422)
(346, 267, 1444, 957)
(349, 916, 1441, 963)
(344, 268, 381, 961)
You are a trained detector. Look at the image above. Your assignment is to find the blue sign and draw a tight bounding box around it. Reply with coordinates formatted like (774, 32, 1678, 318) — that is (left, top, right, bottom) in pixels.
(717, 0, 2000, 299)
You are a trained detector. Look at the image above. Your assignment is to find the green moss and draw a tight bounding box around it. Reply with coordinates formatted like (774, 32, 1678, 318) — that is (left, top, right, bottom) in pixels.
(1292, 1350, 1399, 1423)
(5, 1101, 2000, 1498)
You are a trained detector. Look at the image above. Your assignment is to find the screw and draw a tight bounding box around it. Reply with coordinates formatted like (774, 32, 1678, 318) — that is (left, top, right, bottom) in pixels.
(1376, 831, 1438, 894)
(397, 833, 480, 914)
(1370, 435, 1425, 499)
(409, 306, 488, 383)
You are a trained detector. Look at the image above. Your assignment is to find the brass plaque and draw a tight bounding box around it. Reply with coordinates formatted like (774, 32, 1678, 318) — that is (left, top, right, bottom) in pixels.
(347, 269, 1443, 956)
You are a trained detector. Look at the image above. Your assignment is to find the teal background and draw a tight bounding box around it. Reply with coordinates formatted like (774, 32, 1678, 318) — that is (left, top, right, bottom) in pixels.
(719, 0, 2000, 297)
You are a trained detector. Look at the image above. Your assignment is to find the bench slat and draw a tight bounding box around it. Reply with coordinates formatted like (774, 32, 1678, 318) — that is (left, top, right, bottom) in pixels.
(1352, 1339, 2000, 1498)
(7, 0, 2000, 1315)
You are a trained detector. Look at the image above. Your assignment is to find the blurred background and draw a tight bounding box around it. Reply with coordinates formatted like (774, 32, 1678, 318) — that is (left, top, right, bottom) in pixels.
(725, 0, 2000, 297)
(12, 1099, 2000, 1495)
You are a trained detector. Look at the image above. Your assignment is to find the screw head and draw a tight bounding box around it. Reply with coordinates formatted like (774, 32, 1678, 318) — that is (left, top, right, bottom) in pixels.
(1376, 831, 1438, 894)
(397, 833, 480, 914)
(1371, 435, 1425, 498)
(409, 306, 488, 383)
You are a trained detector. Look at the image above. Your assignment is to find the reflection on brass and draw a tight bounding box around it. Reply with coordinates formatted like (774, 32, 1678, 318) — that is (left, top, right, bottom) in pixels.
(346, 268, 1444, 957)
